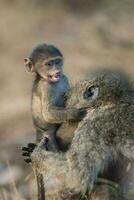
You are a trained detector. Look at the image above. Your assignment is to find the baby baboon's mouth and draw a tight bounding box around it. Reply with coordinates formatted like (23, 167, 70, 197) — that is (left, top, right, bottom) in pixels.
(48, 72, 61, 82)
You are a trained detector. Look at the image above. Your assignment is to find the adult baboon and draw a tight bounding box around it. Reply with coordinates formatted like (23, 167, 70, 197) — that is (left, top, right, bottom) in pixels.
(23, 69, 134, 200)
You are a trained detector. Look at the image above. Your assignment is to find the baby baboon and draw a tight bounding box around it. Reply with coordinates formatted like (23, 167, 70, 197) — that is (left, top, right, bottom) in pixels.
(24, 43, 86, 200)
(24, 43, 85, 145)
(23, 70, 134, 199)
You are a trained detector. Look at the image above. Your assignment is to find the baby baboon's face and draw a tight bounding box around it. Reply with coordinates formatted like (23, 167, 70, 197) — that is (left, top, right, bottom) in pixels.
(24, 43, 64, 83)
(42, 57, 63, 83)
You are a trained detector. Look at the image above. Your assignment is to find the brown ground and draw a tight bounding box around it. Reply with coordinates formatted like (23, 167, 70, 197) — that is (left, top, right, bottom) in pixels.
(0, 0, 134, 199)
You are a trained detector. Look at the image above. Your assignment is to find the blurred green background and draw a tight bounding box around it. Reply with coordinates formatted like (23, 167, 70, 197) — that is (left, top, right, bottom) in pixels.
(0, 0, 134, 199)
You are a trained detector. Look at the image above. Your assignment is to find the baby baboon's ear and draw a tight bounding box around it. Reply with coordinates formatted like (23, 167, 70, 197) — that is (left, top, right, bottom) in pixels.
(24, 58, 35, 73)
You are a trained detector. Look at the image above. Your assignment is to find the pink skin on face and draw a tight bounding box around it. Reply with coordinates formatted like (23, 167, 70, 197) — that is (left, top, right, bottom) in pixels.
(47, 70, 61, 83)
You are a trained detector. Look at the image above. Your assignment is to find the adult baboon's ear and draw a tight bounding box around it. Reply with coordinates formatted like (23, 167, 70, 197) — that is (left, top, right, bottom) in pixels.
(24, 58, 35, 72)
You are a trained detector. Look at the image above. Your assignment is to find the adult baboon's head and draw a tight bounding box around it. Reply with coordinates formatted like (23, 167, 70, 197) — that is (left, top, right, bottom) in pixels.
(67, 69, 132, 109)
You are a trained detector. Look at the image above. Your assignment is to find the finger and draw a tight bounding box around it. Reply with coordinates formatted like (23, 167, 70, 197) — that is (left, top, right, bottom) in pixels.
(22, 147, 29, 151)
(24, 158, 32, 163)
(80, 108, 88, 112)
(28, 143, 36, 149)
(79, 105, 89, 110)
(22, 147, 33, 153)
(22, 152, 30, 157)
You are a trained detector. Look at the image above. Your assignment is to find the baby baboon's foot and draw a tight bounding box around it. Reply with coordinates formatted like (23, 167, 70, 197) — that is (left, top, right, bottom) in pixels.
(22, 143, 36, 163)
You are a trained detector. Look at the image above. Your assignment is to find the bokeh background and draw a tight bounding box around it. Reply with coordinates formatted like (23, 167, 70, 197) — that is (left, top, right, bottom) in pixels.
(0, 0, 134, 199)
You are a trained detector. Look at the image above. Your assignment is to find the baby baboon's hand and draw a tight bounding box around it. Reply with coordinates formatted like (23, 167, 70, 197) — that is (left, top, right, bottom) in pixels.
(77, 107, 87, 120)
(68, 107, 87, 121)
(74, 107, 87, 120)
(22, 143, 36, 164)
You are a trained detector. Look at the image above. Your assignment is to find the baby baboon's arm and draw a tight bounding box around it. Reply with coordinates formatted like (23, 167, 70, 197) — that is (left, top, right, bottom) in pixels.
(42, 105, 85, 124)
(41, 83, 86, 124)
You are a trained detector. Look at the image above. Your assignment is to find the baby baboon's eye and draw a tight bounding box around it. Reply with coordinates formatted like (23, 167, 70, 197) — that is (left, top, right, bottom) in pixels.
(55, 59, 63, 67)
(55, 59, 60, 64)
(46, 60, 53, 67)
(83, 86, 99, 100)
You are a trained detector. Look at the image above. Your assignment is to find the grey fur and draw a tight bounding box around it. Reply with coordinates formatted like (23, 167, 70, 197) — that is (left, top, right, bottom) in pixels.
(30, 69, 134, 199)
